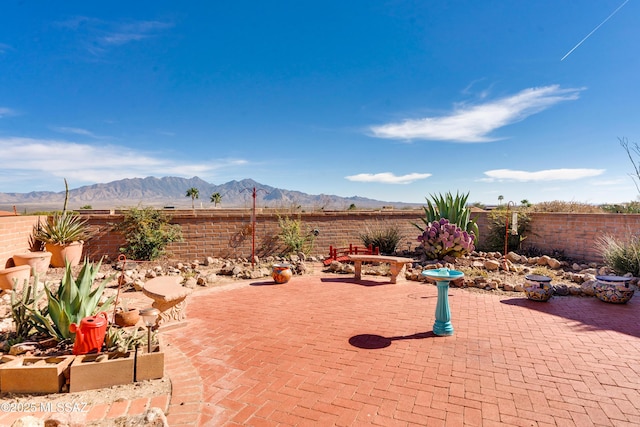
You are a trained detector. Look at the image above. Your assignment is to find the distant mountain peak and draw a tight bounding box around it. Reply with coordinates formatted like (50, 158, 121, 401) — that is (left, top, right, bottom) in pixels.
(0, 176, 419, 211)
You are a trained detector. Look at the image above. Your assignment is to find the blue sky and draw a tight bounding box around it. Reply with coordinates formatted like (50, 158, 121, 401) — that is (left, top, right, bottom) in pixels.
(1, 1, 638, 204)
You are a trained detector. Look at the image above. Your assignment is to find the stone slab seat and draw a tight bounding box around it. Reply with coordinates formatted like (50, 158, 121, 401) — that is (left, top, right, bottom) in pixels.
(347, 254, 414, 284)
(142, 276, 192, 329)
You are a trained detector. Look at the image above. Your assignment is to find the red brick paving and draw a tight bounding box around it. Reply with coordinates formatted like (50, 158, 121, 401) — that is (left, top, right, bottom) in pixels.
(2, 268, 639, 426)
(161, 270, 640, 426)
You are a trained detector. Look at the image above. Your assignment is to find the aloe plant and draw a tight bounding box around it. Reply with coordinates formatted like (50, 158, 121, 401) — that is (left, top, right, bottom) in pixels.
(413, 191, 479, 241)
(30, 259, 115, 341)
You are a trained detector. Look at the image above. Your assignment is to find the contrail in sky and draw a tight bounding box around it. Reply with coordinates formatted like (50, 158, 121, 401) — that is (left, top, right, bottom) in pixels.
(561, 0, 629, 61)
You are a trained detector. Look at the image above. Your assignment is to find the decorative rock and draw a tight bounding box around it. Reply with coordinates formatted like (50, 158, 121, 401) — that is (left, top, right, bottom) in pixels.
(484, 260, 501, 271)
(568, 285, 582, 296)
(554, 284, 570, 296)
(506, 252, 521, 263)
(514, 283, 525, 292)
(572, 263, 582, 271)
(503, 283, 515, 292)
(182, 277, 197, 288)
(581, 280, 596, 296)
(547, 258, 562, 269)
(9, 343, 36, 355)
(538, 255, 551, 266)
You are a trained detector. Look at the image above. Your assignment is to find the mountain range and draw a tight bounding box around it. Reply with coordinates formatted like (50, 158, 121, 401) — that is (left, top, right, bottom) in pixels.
(0, 177, 420, 212)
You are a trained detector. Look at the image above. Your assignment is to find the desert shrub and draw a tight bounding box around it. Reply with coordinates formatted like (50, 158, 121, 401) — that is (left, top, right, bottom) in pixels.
(277, 215, 316, 256)
(359, 222, 403, 255)
(114, 207, 183, 261)
(530, 201, 603, 213)
(417, 218, 475, 260)
(480, 207, 531, 253)
(413, 191, 479, 241)
(597, 235, 640, 276)
(600, 202, 640, 213)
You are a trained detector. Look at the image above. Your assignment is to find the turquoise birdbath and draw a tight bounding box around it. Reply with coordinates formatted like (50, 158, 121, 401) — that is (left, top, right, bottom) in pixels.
(422, 268, 464, 336)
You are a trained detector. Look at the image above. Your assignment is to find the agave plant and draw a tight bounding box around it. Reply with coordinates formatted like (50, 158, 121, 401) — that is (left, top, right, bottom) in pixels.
(413, 191, 479, 241)
(34, 212, 88, 244)
(30, 259, 115, 341)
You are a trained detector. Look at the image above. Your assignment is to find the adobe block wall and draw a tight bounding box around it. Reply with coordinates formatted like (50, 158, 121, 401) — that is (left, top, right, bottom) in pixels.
(82, 210, 426, 262)
(2, 210, 640, 266)
(522, 213, 640, 263)
(0, 215, 45, 268)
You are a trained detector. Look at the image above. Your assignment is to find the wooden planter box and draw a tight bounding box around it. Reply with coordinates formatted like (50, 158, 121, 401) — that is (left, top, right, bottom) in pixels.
(135, 346, 164, 382)
(0, 355, 18, 392)
(0, 356, 74, 394)
(69, 352, 134, 392)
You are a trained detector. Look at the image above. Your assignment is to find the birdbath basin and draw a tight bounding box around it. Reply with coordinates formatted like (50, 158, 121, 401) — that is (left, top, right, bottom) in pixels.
(422, 268, 464, 336)
(422, 268, 464, 281)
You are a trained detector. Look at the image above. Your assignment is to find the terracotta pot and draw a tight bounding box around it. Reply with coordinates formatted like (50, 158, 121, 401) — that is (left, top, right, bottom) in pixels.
(272, 263, 293, 284)
(12, 251, 52, 276)
(46, 241, 84, 268)
(0, 265, 31, 291)
(115, 308, 141, 327)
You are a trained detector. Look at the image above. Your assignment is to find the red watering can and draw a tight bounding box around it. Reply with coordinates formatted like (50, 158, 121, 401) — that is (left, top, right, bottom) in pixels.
(69, 312, 108, 355)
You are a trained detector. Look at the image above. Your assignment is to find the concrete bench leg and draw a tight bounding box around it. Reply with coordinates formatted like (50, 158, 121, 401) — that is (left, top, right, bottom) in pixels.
(354, 261, 362, 280)
(389, 263, 406, 284)
(150, 296, 188, 329)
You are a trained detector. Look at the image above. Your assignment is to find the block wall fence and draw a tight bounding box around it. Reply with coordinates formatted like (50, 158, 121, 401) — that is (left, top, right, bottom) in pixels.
(2, 210, 640, 267)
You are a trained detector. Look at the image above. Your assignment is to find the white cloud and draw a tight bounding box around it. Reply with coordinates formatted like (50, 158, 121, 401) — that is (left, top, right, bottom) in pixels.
(345, 172, 431, 184)
(370, 85, 584, 142)
(482, 168, 605, 182)
(55, 17, 173, 55)
(51, 126, 102, 138)
(0, 137, 248, 186)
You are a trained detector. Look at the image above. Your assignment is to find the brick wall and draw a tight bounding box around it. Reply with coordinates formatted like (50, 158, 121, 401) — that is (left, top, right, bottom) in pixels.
(2, 210, 640, 266)
(82, 210, 425, 262)
(0, 215, 45, 268)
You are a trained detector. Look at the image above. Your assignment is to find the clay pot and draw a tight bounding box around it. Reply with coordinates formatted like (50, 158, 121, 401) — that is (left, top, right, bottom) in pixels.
(272, 263, 293, 284)
(114, 308, 140, 327)
(12, 251, 52, 276)
(46, 241, 84, 268)
(0, 265, 31, 291)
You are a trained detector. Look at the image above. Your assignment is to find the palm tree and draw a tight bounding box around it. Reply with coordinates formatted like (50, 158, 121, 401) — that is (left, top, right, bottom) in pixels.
(520, 199, 531, 207)
(186, 187, 199, 209)
(498, 195, 504, 205)
(210, 192, 222, 207)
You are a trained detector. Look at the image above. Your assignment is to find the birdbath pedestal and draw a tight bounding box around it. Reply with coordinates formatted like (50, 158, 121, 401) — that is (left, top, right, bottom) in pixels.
(422, 268, 464, 336)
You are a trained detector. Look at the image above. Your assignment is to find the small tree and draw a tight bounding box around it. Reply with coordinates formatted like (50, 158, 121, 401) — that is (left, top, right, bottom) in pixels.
(186, 187, 199, 209)
(620, 137, 640, 195)
(498, 195, 504, 205)
(210, 192, 222, 207)
(114, 207, 183, 261)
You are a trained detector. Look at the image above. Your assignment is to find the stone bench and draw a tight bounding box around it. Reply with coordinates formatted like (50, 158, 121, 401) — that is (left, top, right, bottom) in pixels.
(347, 255, 414, 284)
(142, 276, 192, 329)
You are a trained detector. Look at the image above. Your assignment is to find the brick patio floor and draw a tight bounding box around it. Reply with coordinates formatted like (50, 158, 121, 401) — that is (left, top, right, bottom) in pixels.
(162, 269, 640, 426)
